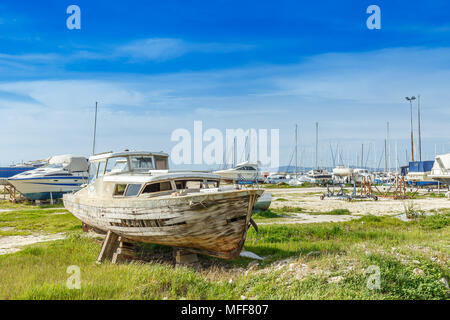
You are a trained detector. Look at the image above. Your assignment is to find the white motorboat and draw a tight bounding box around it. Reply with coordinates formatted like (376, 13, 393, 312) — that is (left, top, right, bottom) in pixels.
(288, 174, 309, 186)
(265, 173, 289, 184)
(213, 161, 264, 183)
(332, 166, 354, 178)
(332, 166, 353, 183)
(306, 169, 332, 184)
(63, 151, 263, 260)
(8, 154, 88, 201)
(254, 191, 272, 211)
(429, 153, 450, 185)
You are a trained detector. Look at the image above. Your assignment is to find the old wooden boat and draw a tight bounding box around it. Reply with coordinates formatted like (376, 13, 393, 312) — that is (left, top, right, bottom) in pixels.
(63, 151, 263, 259)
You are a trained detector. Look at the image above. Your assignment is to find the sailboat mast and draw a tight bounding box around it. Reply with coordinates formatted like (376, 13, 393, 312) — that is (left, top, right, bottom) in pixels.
(92, 101, 98, 155)
(361, 143, 364, 168)
(295, 124, 298, 177)
(233, 137, 237, 167)
(387, 121, 390, 172)
(315, 122, 318, 169)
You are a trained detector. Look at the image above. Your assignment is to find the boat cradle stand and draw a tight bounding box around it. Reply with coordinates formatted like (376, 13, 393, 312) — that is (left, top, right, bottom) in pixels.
(320, 183, 351, 201)
(96, 230, 200, 266)
(96, 231, 137, 264)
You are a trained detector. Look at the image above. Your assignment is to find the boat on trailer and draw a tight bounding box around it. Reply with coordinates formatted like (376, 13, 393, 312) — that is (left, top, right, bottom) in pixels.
(406, 161, 439, 187)
(8, 155, 88, 201)
(429, 153, 450, 186)
(63, 151, 263, 260)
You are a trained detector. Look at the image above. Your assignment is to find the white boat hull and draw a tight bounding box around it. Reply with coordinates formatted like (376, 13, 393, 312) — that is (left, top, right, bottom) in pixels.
(8, 176, 87, 200)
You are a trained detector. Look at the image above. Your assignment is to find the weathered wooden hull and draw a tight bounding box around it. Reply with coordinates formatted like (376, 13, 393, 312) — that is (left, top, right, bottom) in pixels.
(63, 189, 263, 259)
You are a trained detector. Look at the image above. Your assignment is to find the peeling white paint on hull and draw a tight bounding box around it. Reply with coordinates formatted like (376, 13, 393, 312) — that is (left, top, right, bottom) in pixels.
(64, 189, 263, 259)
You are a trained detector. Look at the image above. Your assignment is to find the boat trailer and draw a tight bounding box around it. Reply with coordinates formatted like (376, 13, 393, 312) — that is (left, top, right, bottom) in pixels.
(320, 178, 378, 201)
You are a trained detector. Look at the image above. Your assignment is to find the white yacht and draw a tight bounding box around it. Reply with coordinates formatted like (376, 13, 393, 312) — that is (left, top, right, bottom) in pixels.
(305, 169, 332, 184)
(265, 173, 289, 184)
(213, 161, 264, 183)
(429, 153, 450, 185)
(8, 155, 88, 201)
(332, 166, 353, 183)
(288, 174, 309, 186)
(332, 166, 354, 178)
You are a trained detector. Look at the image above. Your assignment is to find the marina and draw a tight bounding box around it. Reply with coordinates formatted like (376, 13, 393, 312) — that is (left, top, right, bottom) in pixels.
(0, 0, 448, 303)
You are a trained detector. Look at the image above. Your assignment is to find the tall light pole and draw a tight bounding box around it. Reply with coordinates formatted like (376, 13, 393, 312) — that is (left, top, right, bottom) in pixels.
(417, 95, 422, 162)
(295, 124, 298, 178)
(405, 96, 416, 162)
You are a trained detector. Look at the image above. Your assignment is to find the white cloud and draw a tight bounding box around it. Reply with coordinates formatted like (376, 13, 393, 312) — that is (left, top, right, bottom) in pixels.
(0, 47, 449, 167)
(115, 38, 253, 61)
(117, 38, 188, 61)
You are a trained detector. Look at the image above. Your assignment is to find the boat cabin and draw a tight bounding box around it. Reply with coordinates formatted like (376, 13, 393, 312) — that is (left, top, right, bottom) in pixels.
(88, 151, 169, 183)
(86, 151, 221, 199)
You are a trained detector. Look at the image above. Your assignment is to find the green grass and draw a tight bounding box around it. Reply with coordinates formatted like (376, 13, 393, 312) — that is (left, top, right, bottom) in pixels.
(253, 210, 284, 219)
(0, 208, 81, 236)
(256, 206, 351, 218)
(0, 206, 448, 299)
(264, 182, 314, 189)
(0, 199, 64, 210)
(309, 209, 351, 216)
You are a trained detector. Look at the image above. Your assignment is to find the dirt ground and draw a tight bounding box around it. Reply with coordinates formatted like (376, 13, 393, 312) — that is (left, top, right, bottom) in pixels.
(0, 233, 66, 255)
(267, 187, 450, 216)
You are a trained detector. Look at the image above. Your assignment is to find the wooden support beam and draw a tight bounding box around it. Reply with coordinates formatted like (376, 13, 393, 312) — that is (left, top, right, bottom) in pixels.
(97, 230, 119, 264)
(111, 237, 136, 264)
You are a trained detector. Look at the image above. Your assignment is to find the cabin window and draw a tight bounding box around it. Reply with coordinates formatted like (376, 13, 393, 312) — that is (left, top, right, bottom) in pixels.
(130, 156, 154, 170)
(106, 157, 129, 174)
(239, 166, 256, 171)
(97, 160, 106, 178)
(89, 162, 98, 183)
(124, 184, 142, 197)
(175, 180, 208, 190)
(186, 181, 201, 189)
(206, 180, 219, 188)
(114, 184, 127, 196)
(141, 181, 172, 194)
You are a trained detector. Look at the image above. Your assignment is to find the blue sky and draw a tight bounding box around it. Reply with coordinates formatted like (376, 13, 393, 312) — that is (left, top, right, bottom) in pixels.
(0, 0, 449, 169)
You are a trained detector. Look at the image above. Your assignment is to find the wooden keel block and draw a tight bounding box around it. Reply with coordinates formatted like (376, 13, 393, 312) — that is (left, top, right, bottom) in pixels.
(82, 222, 92, 233)
(111, 251, 135, 264)
(96, 230, 119, 264)
(110, 238, 137, 264)
(174, 249, 199, 266)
